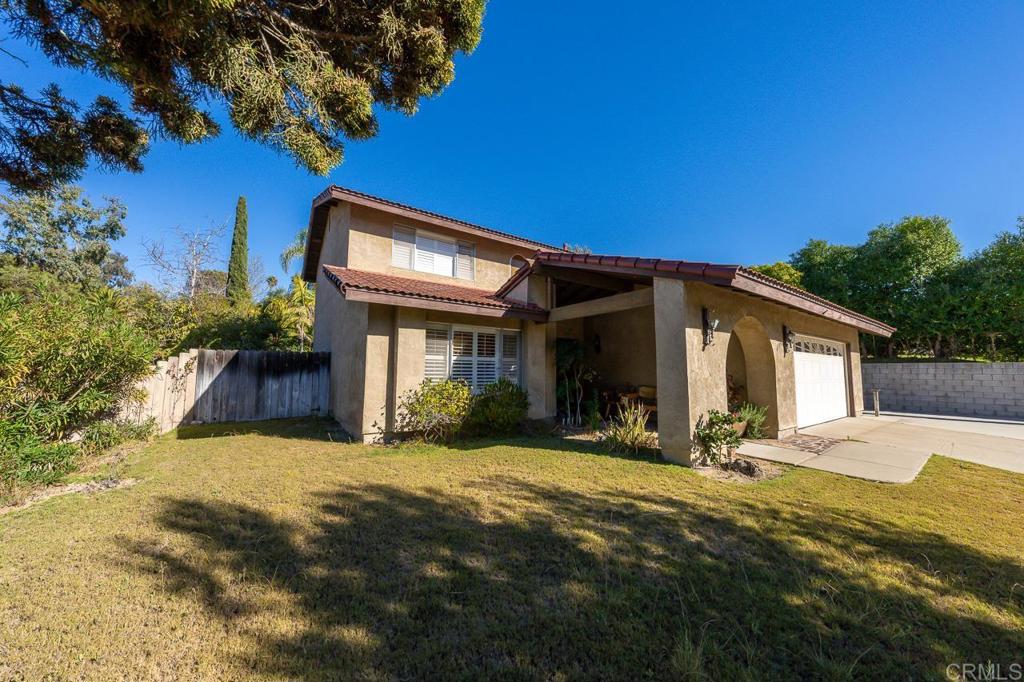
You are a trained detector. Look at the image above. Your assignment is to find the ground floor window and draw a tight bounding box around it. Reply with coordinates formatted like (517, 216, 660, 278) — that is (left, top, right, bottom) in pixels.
(425, 324, 520, 391)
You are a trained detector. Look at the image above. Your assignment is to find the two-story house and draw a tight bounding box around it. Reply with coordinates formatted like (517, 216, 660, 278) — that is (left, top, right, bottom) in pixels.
(302, 186, 894, 464)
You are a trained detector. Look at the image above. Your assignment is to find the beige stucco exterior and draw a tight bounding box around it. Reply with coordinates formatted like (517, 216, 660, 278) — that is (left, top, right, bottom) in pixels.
(346, 204, 530, 290)
(310, 197, 871, 460)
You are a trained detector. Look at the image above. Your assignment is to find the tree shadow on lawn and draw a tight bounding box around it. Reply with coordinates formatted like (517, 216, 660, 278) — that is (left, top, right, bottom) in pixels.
(170, 418, 350, 442)
(122, 478, 1024, 680)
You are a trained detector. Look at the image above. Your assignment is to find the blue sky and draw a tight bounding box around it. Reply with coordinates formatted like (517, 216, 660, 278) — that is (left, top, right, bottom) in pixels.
(4, 1, 1024, 285)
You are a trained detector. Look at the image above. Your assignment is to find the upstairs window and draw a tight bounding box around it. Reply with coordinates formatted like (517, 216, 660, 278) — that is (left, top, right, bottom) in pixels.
(392, 225, 474, 280)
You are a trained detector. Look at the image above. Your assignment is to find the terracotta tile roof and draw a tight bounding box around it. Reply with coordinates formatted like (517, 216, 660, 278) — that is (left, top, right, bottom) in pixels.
(518, 251, 895, 337)
(322, 265, 547, 316)
(324, 186, 560, 250)
(303, 186, 561, 282)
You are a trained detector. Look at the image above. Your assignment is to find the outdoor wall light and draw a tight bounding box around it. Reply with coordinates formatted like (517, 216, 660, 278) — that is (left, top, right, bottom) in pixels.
(593, 334, 602, 354)
(702, 307, 719, 349)
(783, 325, 795, 354)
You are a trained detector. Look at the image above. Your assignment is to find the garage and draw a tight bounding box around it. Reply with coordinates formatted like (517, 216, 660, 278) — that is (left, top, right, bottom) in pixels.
(794, 336, 850, 428)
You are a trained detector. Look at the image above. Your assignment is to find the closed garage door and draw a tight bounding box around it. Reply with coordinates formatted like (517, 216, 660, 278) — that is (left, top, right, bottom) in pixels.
(794, 336, 849, 428)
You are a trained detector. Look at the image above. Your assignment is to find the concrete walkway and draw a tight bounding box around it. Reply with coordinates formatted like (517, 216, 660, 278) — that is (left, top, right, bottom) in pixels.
(739, 414, 1024, 483)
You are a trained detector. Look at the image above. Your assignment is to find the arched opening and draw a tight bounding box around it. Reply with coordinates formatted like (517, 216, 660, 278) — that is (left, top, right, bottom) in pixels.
(510, 255, 529, 272)
(725, 316, 779, 437)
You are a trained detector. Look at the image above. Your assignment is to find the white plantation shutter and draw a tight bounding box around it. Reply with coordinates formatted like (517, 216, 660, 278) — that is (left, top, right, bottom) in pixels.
(456, 242, 475, 280)
(475, 332, 497, 389)
(451, 330, 475, 386)
(394, 224, 471, 278)
(392, 226, 415, 269)
(425, 327, 450, 382)
(422, 325, 520, 391)
(415, 234, 456, 276)
(501, 332, 520, 384)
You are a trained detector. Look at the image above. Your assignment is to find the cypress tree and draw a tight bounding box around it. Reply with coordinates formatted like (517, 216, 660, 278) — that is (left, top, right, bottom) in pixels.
(226, 196, 250, 306)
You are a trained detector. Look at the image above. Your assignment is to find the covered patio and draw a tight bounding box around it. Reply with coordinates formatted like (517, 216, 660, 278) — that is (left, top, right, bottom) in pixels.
(503, 252, 894, 464)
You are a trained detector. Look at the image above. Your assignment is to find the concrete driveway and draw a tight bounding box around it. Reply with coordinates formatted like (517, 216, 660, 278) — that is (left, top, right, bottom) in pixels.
(739, 413, 1024, 483)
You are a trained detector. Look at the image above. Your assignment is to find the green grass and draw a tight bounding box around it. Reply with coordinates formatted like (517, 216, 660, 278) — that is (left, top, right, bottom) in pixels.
(1, 419, 1022, 680)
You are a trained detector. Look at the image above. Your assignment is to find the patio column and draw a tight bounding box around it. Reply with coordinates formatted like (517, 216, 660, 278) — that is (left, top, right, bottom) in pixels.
(654, 277, 696, 464)
(525, 273, 557, 419)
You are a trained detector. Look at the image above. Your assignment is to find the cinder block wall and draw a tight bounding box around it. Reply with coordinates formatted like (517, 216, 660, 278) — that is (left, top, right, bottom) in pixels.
(862, 362, 1024, 420)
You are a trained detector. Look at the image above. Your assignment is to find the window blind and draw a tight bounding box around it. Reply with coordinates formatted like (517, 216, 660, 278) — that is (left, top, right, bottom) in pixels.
(455, 242, 475, 280)
(424, 325, 521, 391)
(501, 332, 520, 383)
(392, 226, 415, 269)
(425, 327, 450, 381)
(415, 234, 456, 276)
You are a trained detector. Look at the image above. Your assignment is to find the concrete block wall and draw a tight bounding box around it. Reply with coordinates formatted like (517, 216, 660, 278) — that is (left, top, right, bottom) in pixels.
(862, 362, 1024, 420)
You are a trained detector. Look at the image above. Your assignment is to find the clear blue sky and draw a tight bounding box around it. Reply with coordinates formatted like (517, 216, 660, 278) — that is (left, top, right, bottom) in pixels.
(4, 1, 1024, 285)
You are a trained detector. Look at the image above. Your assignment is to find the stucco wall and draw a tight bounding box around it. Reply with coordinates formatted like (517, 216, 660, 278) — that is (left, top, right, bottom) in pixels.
(343, 204, 530, 290)
(862, 362, 1024, 419)
(583, 306, 657, 387)
(684, 282, 864, 435)
(653, 278, 867, 463)
(312, 203, 350, 352)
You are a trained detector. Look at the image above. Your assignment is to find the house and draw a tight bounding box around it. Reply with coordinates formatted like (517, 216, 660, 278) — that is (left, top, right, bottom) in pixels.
(302, 186, 895, 464)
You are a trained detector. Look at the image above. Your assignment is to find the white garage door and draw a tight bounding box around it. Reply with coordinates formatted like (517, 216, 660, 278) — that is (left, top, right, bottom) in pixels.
(794, 336, 849, 428)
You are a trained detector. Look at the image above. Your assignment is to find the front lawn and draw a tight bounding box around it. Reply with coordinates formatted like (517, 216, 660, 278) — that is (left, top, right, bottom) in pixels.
(1, 420, 1021, 680)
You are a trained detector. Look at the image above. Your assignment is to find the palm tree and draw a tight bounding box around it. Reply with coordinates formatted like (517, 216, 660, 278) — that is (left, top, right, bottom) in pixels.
(280, 228, 307, 274)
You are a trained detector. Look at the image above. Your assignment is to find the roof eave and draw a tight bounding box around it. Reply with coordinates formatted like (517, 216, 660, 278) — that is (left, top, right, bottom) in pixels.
(302, 187, 559, 283)
(321, 266, 548, 322)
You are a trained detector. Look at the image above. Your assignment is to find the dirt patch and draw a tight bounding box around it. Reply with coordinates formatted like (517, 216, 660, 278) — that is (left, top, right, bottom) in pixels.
(1, 478, 139, 515)
(694, 456, 787, 483)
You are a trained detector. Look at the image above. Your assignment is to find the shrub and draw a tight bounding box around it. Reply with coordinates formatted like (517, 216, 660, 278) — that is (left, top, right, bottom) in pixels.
(694, 410, 742, 466)
(0, 421, 77, 488)
(603, 399, 654, 454)
(736, 402, 768, 439)
(0, 287, 156, 494)
(465, 378, 529, 436)
(80, 418, 157, 455)
(393, 379, 472, 443)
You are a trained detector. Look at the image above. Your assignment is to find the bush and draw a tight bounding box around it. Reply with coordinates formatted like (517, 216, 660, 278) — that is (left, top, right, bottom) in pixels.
(80, 418, 157, 455)
(465, 378, 529, 436)
(694, 410, 742, 466)
(603, 399, 654, 454)
(0, 421, 77, 487)
(0, 287, 156, 494)
(736, 402, 768, 439)
(393, 380, 472, 443)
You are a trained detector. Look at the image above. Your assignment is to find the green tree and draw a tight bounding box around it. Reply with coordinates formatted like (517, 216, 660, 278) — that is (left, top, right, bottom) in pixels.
(1, 0, 486, 193)
(852, 216, 961, 355)
(0, 185, 131, 287)
(973, 220, 1024, 359)
(280, 227, 308, 273)
(749, 261, 803, 287)
(789, 239, 857, 307)
(226, 197, 249, 305)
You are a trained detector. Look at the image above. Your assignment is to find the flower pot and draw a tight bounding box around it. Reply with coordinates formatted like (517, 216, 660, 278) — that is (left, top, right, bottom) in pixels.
(731, 420, 748, 437)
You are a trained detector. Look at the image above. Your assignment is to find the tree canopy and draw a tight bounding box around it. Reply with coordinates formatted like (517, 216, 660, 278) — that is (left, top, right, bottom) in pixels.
(748, 261, 803, 287)
(0, 184, 131, 287)
(774, 215, 1024, 360)
(1, 0, 487, 192)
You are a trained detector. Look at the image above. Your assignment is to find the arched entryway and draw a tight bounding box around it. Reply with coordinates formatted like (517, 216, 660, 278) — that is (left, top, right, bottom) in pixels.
(725, 316, 780, 436)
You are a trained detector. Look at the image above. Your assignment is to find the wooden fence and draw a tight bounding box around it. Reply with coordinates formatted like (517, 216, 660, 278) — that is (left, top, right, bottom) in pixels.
(121, 349, 331, 433)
